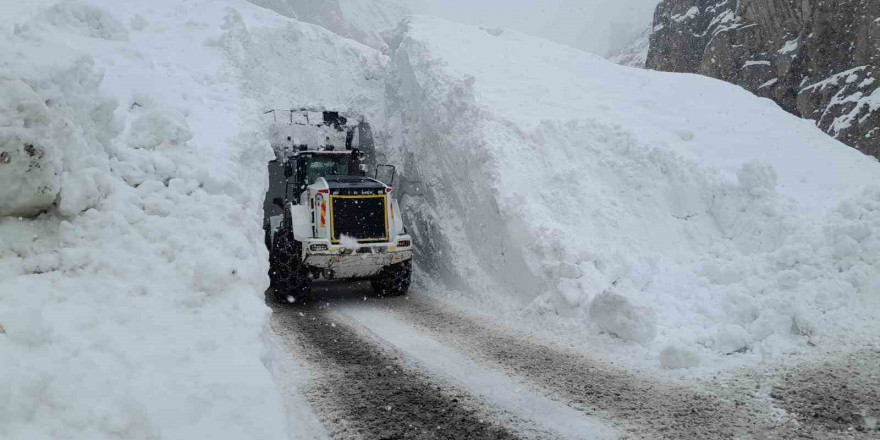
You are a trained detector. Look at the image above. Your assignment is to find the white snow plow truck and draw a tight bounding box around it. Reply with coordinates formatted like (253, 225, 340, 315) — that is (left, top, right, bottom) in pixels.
(263, 109, 413, 303)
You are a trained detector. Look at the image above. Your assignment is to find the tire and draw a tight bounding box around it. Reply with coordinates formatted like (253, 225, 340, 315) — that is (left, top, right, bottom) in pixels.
(263, 218, 272, 255)
(371, 260, 412, 297)
(270, 231, 311, 304)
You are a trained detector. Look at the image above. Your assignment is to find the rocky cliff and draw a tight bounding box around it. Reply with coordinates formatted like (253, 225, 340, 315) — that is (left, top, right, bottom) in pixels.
(647, 0, 880, 158)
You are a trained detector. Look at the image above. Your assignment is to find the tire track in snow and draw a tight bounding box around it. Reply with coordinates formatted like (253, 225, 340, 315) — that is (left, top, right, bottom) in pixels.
(273, 284, 877, 439)
(268, 331, 332, 440)
(331, 303, 618, 440)
(381, 295, 880, 439)
(367, 295, 784, 440)
(769, 350, 880, 435)
(269, 296, 522, 440)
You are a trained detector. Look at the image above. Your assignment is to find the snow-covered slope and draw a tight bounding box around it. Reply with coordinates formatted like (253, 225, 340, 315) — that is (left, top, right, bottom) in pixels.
(2, 1, 878, 437)
(246, 0, 407, 50)
(386, 17, 880, 369)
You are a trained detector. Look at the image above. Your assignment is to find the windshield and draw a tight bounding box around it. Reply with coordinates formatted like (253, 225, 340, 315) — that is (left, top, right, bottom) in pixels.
(304, 154, 350, 185)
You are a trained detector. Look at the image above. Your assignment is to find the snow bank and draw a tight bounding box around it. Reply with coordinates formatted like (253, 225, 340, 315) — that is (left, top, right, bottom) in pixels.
(0, 1, 287, 439)
(386, 17, 880, 369)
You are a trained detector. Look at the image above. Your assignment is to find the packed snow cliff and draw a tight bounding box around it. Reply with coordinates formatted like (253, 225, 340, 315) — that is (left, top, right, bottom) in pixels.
(385, 17, 880, 370)
(0, 1, 292, 439)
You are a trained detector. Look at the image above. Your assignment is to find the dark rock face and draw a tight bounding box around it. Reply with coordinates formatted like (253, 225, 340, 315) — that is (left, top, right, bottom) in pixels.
(647, 0, 880, 159)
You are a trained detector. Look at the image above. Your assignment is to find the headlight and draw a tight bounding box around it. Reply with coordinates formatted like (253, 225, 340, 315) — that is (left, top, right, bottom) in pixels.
(310, 243, 329, 252)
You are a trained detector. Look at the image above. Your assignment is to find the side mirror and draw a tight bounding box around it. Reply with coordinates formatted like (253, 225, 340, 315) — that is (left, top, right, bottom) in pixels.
(283, 161, 293, 178)
(272, 197, 284, 209)
(375, 164, 396, 186)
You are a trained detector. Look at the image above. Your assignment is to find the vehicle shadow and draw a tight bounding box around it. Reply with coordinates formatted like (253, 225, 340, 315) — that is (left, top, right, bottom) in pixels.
(266, 280, 399, 311)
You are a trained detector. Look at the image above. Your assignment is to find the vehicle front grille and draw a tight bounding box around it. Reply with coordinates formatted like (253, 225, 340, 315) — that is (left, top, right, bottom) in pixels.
(330, 195, 388, 243)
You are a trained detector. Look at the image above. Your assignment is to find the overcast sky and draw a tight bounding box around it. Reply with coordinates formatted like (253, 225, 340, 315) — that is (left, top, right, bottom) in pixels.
(400, 0, 660, 57)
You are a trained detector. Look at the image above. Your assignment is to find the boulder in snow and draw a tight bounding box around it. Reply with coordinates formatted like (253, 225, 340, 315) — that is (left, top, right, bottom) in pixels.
(0, 79, 63, 217)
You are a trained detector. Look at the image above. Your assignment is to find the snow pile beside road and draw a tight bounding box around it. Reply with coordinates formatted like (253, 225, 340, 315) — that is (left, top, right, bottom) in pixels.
(0, 1, 287, 439)
(387, 17, 880, 368)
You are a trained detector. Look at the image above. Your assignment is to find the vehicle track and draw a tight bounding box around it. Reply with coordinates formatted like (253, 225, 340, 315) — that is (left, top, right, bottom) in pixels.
(329, 294, 758, 439)
(272, 285, 879, 440)
(770, 350, 880, 435)
(371, 295, 880, 440)
(269, 296, 523, 440)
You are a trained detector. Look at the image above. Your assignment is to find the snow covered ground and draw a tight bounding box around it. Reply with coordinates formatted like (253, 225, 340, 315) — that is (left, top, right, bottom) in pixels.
(2, 0, 879, 438)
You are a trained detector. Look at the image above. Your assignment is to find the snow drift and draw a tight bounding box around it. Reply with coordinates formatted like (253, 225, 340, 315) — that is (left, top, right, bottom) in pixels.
(0, 1, 288, 439)
(385, 17, 880, 367)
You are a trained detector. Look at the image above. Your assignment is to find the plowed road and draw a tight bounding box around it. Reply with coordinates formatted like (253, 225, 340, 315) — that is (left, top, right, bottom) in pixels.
(269, 283, 880, 440)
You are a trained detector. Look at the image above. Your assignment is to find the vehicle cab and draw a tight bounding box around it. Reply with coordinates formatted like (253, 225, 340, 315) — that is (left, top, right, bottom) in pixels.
(264, 109, 413, 301)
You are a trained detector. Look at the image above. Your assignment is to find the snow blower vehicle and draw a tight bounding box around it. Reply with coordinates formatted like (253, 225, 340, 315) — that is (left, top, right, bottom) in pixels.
(263, 109, 413, 303)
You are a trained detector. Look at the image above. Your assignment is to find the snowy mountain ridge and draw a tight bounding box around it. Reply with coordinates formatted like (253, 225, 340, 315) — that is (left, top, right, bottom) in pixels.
(647, 0, 880, 159)
(608, 26, 651, 68)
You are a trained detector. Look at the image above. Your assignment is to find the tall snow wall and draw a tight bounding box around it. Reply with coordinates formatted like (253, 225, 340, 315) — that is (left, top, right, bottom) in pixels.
(0, 0, 402, 437)
(382, 17, 880, 365)
(0, 1, 290, 439)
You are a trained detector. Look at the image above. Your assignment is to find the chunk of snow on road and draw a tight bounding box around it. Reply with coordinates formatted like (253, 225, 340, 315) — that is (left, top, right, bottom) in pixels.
(659, 344, 702, 369)
(589, 291, 657, 344)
